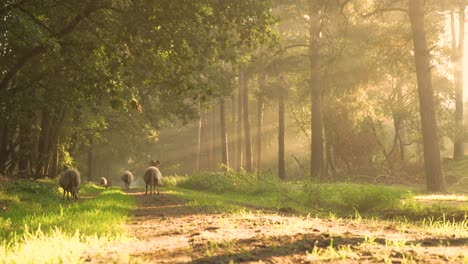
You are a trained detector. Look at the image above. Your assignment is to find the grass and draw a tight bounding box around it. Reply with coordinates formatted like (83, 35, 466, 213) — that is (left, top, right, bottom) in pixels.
(168, 171, 468, 222)
(0, 178, 134, 263)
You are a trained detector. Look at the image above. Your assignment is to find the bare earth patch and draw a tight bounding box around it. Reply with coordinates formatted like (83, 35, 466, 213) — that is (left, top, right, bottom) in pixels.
(86, 189, 467, 263)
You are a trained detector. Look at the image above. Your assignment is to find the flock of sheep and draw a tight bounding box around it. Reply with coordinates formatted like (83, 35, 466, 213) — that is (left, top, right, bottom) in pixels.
(59, 160, 163, 200)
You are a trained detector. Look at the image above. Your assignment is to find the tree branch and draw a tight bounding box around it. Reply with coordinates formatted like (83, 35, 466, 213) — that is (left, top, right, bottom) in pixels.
(361, 7, 408, 18)
(17, 6, 55, 35)
(0, 0, 31, 17)
(0, 0, 103, 92)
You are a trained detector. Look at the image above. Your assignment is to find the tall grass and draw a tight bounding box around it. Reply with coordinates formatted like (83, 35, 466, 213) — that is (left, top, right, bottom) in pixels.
(0, 179, 134, 263)
(174, 172, 467, 221)
(177, 170, 284, 194)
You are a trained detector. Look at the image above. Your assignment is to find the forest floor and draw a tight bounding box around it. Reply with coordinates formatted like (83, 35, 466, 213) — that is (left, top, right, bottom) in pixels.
(86, 188, 468, 264)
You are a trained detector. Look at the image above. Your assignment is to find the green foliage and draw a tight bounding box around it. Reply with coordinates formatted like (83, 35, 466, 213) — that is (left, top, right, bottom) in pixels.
(162, 175, 185, 188)
(0, 0, 276, 178)
(178, 170, 283, 195)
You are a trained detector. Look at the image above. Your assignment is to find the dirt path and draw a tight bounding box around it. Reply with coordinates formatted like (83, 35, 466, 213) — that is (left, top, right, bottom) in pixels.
(88, 189, 467, 263)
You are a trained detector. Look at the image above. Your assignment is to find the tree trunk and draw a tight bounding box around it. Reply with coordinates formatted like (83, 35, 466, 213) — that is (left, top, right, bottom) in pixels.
(49, 142, 59, 178)
(451, 7, 465, 160)
(44, 111, 64, 177)
(241, 68, 253, 172)
(196, 103, 202, 171)
(278, 82, 286, 180)
(210, 102, 217, 169)
(409, 0, 446, 192)
(201, 106, 208, 171)
(309, 8, 324, 179)
(18, 119, 31, 176)
(87, 135, 94, 182)
(231, 94, 237, 169)
(237, 69, 244, 170)
(0, 122, 9, 172)
(220, 97, 229, 168)
(256, 71, 266, 173)
(394, 80, 408, 161)
(35, 107, 51, 178)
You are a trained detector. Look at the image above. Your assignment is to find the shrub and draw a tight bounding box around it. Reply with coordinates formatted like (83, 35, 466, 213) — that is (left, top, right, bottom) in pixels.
(302, 182, 410, 214)
(178, 170, 283, 195)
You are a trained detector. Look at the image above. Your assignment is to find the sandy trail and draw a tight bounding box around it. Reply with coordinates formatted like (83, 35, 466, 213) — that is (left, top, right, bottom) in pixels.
(86, 189, 467, 263)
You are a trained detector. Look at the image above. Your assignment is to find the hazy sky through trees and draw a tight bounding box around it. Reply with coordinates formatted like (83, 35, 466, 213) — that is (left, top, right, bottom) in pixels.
(443, 15, 468, 99)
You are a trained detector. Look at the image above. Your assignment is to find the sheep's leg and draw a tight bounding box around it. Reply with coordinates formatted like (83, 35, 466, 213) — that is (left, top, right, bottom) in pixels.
(157, 184, 159, 195)
(63, 189, 66, 200)
(73, 189, 79, 200)
(145, 184, 148, 195)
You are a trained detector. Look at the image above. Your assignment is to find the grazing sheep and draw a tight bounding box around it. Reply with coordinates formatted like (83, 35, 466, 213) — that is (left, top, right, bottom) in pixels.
(121, 170, 134, 191)
(59, 169, 81, 200)
(144, 165, 162, 195)
(100, 177, 108, 188)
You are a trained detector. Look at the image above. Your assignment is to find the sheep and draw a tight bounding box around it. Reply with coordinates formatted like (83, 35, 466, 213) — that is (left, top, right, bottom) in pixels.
(100, 177, 108, 188)
(121, 170, 134, 191)
(59, 169, 81, 200)
(144, 164, 162, 195)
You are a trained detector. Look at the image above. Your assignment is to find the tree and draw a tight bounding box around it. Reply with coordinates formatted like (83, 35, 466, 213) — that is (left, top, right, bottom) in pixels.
(256, 71, 266, 172)
(278, 76, 287, 179)
(308, 3, 324, 179)
(408, 0, 446, 192)
(241, 68, 253, 172)
(451, 6, 465, 160)
(196, 103, 203, 171)
(0, 0, 276, 178)
(236, 71, 244, 170)
(220, 98, 229, 168)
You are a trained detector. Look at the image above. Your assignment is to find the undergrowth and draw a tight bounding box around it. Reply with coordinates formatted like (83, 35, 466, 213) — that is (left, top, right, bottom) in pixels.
(171, 171, 468, 221)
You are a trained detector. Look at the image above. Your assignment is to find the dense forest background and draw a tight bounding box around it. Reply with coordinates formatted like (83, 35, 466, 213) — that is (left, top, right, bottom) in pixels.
(2, 0, 468, 193)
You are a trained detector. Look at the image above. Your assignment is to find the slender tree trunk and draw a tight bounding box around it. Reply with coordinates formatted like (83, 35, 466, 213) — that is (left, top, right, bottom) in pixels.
(18, 115, 33, 176)
(87, 135, 94, 182)
(409, 0, 446, 192)
(49, 142, 59, 178)
(237, 69, 244, 170)
(207, 106, 214, 170)
(210, 102, 217, 169)
(241, 69, 253, 172)
(35, 107, 51, 178)
(0, 122, 9, 172)
(220, 98, 229, 168)
(394, 81, 408, 161)
(256, 71, 266, 173)
(452, 7, 465, 159)
(231, 94, 237, 169)
(42, 109, 66, 177)
(278, 82, 286, 180)
(201, 106, 208, 171)
(325, 138, 336, 174)
(309, 8, 324, 179)
(196, 103, 202, 171)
